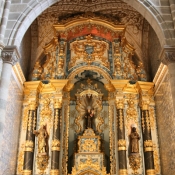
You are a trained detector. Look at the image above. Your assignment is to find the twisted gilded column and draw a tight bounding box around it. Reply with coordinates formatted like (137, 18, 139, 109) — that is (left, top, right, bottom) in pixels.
(116, 100, 127, 175)
(141, 101, 155, 175)
(23, 101, 37, 175)
(50, 100, 62, 175)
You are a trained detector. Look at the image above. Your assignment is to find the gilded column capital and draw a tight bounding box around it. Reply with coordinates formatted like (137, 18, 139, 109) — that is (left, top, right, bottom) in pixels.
(118, 139, 126, 151)
(29, 101, 37, 110)
(54, 99, 62, 109)
(144, 140, 153, 152)
(1, 46, 20, 65)
(116, 99, 124, 109)
(25, 140, 34, 152)
(140, 100, 149, 110)
(51, 139, 60, 151)
(160, 46, 175, 65)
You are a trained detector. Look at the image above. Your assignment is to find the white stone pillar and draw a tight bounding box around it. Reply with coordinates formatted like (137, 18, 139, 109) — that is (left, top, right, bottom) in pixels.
(0, 46, 19, 154)
(0, 43, 4, 79)
(160, 46, 175, 112)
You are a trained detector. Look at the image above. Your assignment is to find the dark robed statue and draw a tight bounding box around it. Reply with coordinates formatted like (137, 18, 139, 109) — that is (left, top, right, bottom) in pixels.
(130, 127, 140, 153)
(85, 106, 95, 129)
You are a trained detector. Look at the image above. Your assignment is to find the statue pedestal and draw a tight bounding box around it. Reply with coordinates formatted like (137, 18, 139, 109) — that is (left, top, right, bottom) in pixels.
(70, 128, 109, 175)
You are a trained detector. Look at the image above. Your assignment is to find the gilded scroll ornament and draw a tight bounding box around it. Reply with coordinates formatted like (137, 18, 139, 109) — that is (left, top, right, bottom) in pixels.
(32, 61, 43, 80)
(37, 155, 49, 175)
(144, 140, 153, 152)
(69, 35, 109, 69)
(81, 139, 97, 152)
(126, 99, 137, 123)
(52, 139, 60, 151)
(70, 156, 109, 175)
(129, 154, 141, 174)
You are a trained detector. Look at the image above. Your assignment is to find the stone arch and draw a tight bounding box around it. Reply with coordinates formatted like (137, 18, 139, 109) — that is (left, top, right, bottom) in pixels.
(6, 0, 173, 48)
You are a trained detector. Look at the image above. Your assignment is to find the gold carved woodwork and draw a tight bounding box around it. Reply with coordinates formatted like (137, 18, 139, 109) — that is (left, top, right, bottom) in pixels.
(119, 169, 128, 175)
(75, 80, 103, 134)
(54, 99, 62, 109)
(71, 156, 109, 175)
(40, 98, 52, 126)
(126, 99, 138, 124)
(149, 107, 155, 130)
(22, 170, 32, 175)
(17, 143, 25, 175)
(78, 129, 101, 153)
(32, 61, 43, 80)
(50, 169, 59, 175)
(81, 139, 97, 152)
(118, 139, 126, 151)
(22, 106, 29, 130)
(37, 154, 49, 175)
(67, 65, 111, 84)
(69, 35, 109, 69)
(153, 144, 160, 174)
(146, 169, 155, 175)
(25, 140, 34, 152)
(144, 140, 153, 152)
(52, 139, 60, 151)
(129, 154, 141, 174)
(116, 99, 124, 109)
(109, 103, 116, 174)
(62, 104, 69, 175)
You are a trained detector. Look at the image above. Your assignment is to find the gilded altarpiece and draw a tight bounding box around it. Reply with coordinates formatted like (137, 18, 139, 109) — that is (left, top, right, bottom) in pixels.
(17, 15, 161, 175)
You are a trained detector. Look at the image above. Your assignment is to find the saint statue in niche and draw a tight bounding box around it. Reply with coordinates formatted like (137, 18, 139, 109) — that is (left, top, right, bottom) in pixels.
(130, 127, 140, 153)
(34, 125, 48, 155)
(85, 106, 95, 129)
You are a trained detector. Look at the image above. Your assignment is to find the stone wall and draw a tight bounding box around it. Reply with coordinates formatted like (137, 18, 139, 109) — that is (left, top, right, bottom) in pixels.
(0, 74, 23, 175)
(148, 26, 161, 80)
(19, 27, 31, 79)
(155, 73, 175, 175)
